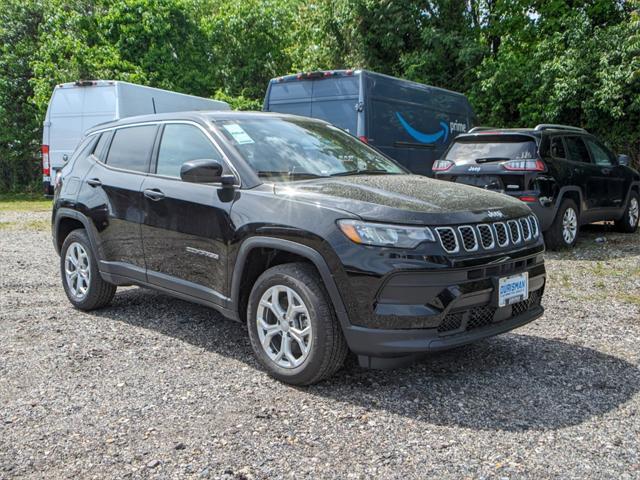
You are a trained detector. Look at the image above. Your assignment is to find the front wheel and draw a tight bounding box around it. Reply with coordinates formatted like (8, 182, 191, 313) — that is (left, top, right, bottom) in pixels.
(615, 191, 639, 233)
(247, 263, 348, 385)
(60, 229, 116, 310)
(544, 199, 580, 250)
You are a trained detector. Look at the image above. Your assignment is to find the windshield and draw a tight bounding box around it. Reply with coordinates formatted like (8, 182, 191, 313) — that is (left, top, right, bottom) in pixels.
(445, 135, 538, 164)
(215, 117, 405, 181)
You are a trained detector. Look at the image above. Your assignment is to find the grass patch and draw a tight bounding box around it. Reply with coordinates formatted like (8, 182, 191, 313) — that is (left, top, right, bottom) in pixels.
(0, 193, 52, 212)
(24, 219, 50, 231)
(0, 219, 49, 231)
(616, 294, 640, 306)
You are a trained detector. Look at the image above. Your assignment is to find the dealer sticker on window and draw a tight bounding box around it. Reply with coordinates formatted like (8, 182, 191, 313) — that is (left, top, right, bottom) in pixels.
(498, 272, 529, 307)
(223, 123, 254, 144)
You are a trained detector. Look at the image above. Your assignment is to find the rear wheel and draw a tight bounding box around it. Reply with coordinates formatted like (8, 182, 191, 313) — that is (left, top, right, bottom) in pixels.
(544, 199, 579, 250)
(60, 229, 116, 310)
(614, 191, 639, 233)
(247, 263, 348, 385)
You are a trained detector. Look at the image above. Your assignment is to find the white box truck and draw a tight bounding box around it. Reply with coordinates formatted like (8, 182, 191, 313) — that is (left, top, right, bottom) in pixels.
(42, 80, 230, 194)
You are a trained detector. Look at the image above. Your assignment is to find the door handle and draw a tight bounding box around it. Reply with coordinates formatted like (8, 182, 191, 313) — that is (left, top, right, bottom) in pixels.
(601, 168, 611, 175)
(144, 188, 165, 201)
(86, 178, 102, 187)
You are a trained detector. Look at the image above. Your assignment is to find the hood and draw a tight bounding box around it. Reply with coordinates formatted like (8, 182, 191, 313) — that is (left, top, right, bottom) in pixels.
(273, 174, 530, 225)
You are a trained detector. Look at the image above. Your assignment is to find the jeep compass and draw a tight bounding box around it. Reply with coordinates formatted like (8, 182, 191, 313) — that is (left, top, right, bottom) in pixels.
(52, 112, 546, 385)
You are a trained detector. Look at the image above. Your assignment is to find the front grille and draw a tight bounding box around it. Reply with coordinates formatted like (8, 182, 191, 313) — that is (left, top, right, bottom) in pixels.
(435, 216, 539, 254)
(438, 288, 543, 336)
(467, 305, 496, 330)
(494, 222, 509, 247)
(436, 227, 459, 253)
(520, 217, 531, 241)
(507, 220, 521, 244)
(477, 224, 495, 249)
(437, 312, 463, 333)
(529, 215, 539, 238)
(458, 226, 478, 251)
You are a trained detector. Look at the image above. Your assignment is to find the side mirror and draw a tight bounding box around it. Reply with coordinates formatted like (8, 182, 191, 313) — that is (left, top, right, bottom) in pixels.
(180, 159, 235, 186)
(617, 154, 630, 167)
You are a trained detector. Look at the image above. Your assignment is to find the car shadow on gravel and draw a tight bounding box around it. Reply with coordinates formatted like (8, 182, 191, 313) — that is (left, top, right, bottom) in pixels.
(97, 288, 640, 433)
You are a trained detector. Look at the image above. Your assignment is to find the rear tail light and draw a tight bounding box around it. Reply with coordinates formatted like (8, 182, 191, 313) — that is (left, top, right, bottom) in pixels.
(358, 135, 368, 144)
(42, 145, 50, 176)
(519, 196, 538, 202)
(503, 159, 545, 171)
(432, 160, 454, 172)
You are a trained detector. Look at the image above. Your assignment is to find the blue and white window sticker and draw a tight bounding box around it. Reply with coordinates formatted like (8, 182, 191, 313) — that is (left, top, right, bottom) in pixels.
(223, 123, 254, 145)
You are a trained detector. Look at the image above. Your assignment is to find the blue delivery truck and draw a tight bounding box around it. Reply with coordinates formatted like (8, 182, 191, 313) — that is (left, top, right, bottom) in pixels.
(263, 69, 475, 176)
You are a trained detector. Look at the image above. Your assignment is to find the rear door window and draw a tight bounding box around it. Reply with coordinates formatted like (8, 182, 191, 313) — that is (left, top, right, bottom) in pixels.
(564, 136, 591, 163)
(549, 137, 566, 159)
(156, 124, 224, 178)
(444, 135, 537, 165)
(584, 138, 614, 166)
(105, 125, 157, 172)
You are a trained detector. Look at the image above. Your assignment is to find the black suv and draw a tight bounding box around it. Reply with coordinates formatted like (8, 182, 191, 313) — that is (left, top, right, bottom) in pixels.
(433, 125, 640, 249)
(52, 112, 546, 384)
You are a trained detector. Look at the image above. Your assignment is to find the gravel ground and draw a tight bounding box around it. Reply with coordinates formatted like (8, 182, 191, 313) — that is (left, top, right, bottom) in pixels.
(1, 209, 639, 479)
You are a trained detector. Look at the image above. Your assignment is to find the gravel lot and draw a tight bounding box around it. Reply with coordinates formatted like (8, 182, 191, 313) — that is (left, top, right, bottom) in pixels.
(1, 208, 639, 479)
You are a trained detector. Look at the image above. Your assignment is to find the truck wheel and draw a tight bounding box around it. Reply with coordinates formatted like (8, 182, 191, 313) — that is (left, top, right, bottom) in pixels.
(60, 229, 116, 310)
(614, 191, 639, 233)
(544, 199, 580, 250)
(247, 262, 348, 385)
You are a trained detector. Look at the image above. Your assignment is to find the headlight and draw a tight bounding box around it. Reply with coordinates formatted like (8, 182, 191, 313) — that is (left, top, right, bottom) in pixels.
(337, 219, 435, 248)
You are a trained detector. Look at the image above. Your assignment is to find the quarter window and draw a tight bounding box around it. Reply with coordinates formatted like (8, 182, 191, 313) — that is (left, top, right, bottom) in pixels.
(93, 132, 111, 163)
(585, 138, 614, 166)
(105, 125, 157, 172)
(564, 137, 590, 163)
(156, 124, 223, 178)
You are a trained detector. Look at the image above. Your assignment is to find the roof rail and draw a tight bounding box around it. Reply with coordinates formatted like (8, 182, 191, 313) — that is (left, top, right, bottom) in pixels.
(467, 126, 496, 133)
(534, 124, 586, 133)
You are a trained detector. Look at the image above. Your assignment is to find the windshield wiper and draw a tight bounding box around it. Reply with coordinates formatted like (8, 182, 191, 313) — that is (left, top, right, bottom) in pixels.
(475, 157, 511, 163)
(330, 168, 396, 177)
(257, 170, 327, 180)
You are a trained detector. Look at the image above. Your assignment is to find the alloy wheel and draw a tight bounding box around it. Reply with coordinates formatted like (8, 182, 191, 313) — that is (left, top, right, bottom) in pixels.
(256, 285, 313, 369)
(562, 207, 578, 244)
(65, 242, 91, 300)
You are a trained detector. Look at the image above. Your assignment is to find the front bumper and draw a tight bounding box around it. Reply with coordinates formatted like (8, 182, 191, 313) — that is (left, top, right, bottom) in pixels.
(341, 251, 546, 365)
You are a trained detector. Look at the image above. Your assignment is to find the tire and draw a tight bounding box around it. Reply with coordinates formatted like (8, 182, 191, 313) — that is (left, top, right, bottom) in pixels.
(544, 198, 580, 250)
(614, 191, 639, 233)
(60, 229, 116, 310)
(247, 262, 348, 385)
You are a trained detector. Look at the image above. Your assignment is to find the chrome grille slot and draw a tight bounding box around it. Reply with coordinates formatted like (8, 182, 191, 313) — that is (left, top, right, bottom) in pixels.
(493, 222, 509, 247)
(436, 227, 459, 253)
(529, 215, 539, 238)
(519, 217, 531, 241)
(508, 220, 521, 244)
(477, 224, 495, 249)
(458, 226, 478, 251)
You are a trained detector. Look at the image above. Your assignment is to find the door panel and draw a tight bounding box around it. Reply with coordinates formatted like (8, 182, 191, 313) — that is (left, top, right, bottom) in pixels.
(81, 161, 147, 276)
(140, 123, 235, 303)
(564, 136, 602, 210)
(140, 177, 234, 302)
(584, 138, 625, 209)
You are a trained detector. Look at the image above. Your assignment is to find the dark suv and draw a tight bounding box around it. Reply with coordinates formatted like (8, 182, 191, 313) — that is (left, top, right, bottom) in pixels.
(433, 124, 640, 249)
(52, 112, 546, 384)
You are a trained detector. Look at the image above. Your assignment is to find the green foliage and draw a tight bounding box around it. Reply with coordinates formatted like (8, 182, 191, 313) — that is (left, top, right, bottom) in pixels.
(1, 0, 639, 191)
